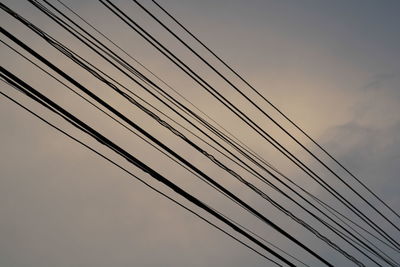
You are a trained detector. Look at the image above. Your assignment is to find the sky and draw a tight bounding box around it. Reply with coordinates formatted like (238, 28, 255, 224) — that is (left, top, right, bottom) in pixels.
(1, 0, 400, 266)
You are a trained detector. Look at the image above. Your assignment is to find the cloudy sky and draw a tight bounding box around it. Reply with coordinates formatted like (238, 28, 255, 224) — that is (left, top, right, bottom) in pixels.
(1, 0, 400, 266)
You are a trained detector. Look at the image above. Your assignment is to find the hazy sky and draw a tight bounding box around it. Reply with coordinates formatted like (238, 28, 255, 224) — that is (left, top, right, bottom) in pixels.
(1, 1, 400, 266)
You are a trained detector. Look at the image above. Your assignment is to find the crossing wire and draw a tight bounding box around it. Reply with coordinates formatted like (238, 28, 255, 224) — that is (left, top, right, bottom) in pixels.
(8, 1, 396, 264)
(45, 0, 400, 255)
(0, 80, 286, 267)
(17, 2, 381, 264)
(0, 26, 333, 266)
(96, 0, 400, 250)
(132, 0, 400, 233)
(150, 0, 400, 222)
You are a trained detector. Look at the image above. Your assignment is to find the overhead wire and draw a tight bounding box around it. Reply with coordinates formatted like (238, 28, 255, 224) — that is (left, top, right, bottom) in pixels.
(129, 0, 400, 255)
(1, 1, 398, 266)
(14, 2, 388, 264)
(10, 1, 398, 266)
(0, 26, 333, 266)
(132, 0, 400, 235)
(0, 79, 286, 267)
(14, 2, 377, 264)
(3, 75, 312, 267)
(0, 67, 298, 266)
(1, 45, 315, 264)
(150, 0, 400, 222)
(45, 0, 400, 256)
(0, 38, 243, 205)
(53, 0, 282, 181)
(97, 0, 400, 250)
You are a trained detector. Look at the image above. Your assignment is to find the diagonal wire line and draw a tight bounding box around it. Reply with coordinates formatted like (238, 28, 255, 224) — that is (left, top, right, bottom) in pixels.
(42, 0, 400, 256)
(0, 83, 286, 267)
(96, 0, 400, 250)
(150, 0, 400, 222)
(132, 0, 400, 234)
(4, 3, 381, 264)
(0, 68, 296, 266)
(3, 1, 396, 266)
(13, 3, 371, 263)
(0, 25, 332, 265)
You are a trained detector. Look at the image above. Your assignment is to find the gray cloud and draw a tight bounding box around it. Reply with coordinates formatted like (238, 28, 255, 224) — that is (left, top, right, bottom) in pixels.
(1, 0, 400, 266)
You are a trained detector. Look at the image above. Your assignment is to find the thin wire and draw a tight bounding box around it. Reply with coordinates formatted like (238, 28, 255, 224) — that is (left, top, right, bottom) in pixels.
(2, 1, 396, 266)
(0, 85, 284, 267)
(53, 0, 278, 174)
(151, 0, 400, 221)
(8, 2, 396, 264)
(97, 0, 400, 250)
(0, 38, 236, 204)
(0, 25, 331, 266)
(11, 3, 382, 264)
(132, 0, 400, 235)
(17, 3, 371, 264)
(46, 0, 400, 255)
(0, 69, 295, 266)
(3, 1, 400, 264)
(0, 37, 292, 262)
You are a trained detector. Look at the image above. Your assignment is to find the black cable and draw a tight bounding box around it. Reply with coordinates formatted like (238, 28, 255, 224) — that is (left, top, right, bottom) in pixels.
(2, 2, 396, 266)
(0, 35, 277, 256)
(0, 38, 237, 204)
(4, 74, 310, 267)
(1, 0, 265, 233)
(11, 4, 396, 266)
(9, 0, 263, 224)
(0, 84, 285, 267)
(44, 1, 400, 255)
(151, 0, 400, 222)
(54, 0, 280, 182)
(2, 3, 394, 266)
(14, 3, 371, 264)
(0, 67, 296, 266)
(8, 2, 396, 264)
(11, 3, 381, 265)
(97, 0, 400, 251)
(7, 2, 398, 264)
(0, 28, 332, 266)
(133, 0, 400, 234)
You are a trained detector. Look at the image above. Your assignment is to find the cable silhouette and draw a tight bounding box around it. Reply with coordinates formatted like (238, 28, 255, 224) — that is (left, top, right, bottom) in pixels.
(1, 1, 398, 266)
(0, 39, 243, 203)
(0, 27, 334, 266)
(11, 2, 394, 264)
(3, 72, 313, 266)
(7, 2, 398, 264)
(150, 0, 400, 222)
(41, 0, 400, 257)
(96, 0, 400, 250)
(0, 80, 286, 267)
(3, 33, 391, 265)
(1, 67, 303, 266)
(54, 0, 282, 181)
(132, 0, 400, 235)
(15, 2, 382, 264)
